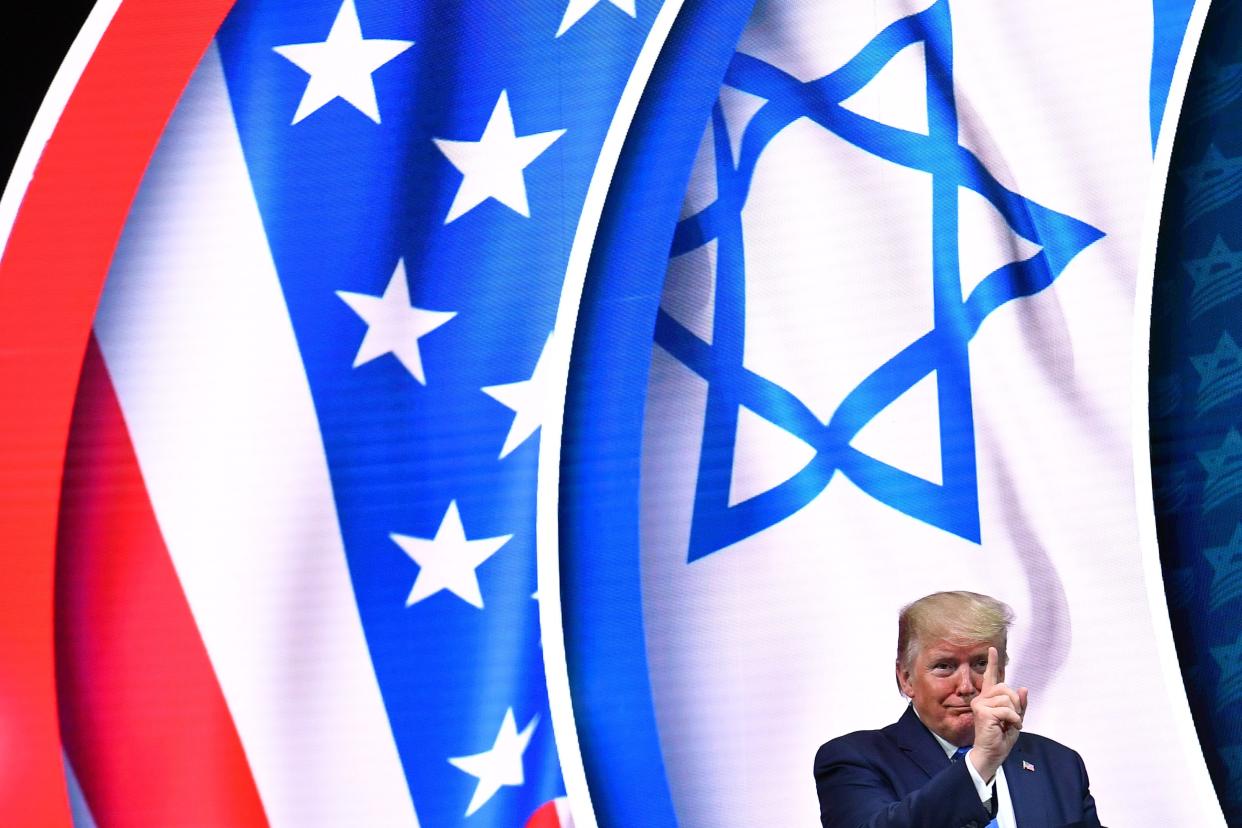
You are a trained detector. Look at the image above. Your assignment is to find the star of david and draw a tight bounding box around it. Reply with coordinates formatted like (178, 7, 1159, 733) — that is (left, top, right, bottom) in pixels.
(654, 0, 1103, 562)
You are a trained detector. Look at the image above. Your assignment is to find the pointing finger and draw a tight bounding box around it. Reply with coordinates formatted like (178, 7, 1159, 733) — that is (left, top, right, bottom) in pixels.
(983, 646, 999, 691)
(1018, 686, 1029, 717)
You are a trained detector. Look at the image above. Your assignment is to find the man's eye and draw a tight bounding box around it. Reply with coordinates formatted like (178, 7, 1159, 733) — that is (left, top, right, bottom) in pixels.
(931, 663, 951, 673)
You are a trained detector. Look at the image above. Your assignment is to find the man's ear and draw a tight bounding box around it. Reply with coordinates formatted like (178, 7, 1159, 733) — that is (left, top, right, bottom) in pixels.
(895, 660, 912, 697)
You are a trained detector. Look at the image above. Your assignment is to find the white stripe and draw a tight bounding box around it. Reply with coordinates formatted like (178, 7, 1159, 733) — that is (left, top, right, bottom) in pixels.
(93, 43, 418, 828)
(554, 796, 575, 827)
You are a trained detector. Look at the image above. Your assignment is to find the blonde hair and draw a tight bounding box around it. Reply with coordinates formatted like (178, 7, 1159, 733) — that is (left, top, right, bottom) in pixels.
(896, 591, 1013, 678)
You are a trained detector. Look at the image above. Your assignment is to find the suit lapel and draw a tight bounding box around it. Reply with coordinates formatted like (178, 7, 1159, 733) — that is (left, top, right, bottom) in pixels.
(891, 705, 951, 780)
(1003, 737, 1047, 827)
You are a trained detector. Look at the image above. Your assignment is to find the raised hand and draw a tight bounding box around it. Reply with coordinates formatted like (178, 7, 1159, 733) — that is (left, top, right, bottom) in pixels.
(968, 646, 1028, 782)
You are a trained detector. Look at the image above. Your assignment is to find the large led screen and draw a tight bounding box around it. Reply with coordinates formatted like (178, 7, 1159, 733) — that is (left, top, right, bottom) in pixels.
(2, 0, 1239, 826)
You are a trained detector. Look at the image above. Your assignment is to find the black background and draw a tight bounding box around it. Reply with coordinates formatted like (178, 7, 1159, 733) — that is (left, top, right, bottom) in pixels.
(1, 1, 99, 195)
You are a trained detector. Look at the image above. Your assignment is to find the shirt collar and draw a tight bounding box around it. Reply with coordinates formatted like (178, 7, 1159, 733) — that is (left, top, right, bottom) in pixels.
(910, 705, 964, 758)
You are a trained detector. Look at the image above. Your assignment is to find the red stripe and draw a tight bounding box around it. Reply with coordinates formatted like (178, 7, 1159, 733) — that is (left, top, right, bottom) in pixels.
(525, 801, 561, 828)
(56, 337, 268, 827)
(0, 1, 234, 821)
(526, 798, 572, 828)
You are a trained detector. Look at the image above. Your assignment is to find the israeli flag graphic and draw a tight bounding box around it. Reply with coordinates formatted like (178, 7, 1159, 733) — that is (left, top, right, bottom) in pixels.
(560, 0, 1223, 825)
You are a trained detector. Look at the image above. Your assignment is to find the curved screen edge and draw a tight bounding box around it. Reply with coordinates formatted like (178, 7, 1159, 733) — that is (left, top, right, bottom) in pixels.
(535, 0, 691, 826)
(556, 1, 757, 826)
(1132, 0, 1225, 820)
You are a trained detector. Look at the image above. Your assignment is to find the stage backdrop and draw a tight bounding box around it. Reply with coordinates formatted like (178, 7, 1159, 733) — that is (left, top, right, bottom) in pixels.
(0, 0, 1233, 826)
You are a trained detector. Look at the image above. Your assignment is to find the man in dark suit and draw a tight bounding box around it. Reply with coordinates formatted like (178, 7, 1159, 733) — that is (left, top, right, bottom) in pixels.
(813, 591, 1100, 828)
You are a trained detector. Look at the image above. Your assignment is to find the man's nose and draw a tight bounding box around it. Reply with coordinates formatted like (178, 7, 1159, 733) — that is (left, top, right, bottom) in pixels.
(955, 666, 976, 697)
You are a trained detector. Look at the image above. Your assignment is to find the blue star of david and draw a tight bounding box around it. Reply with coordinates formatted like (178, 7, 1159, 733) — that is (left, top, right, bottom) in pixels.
(653, 0, 1104, 562)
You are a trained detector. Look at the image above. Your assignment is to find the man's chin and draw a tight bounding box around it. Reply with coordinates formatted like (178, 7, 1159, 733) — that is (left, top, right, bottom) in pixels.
(948, 713, 974, 746)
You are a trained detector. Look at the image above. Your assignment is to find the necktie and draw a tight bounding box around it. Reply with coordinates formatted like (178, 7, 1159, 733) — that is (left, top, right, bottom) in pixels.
(952, 746, 1000, 827)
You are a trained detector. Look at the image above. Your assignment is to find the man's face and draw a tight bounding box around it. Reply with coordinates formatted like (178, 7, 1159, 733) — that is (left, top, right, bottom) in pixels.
(896, 638, 1000, 746)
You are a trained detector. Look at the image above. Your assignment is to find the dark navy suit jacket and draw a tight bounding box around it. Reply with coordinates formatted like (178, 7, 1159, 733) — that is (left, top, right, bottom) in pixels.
(814, 705, 1100, 828)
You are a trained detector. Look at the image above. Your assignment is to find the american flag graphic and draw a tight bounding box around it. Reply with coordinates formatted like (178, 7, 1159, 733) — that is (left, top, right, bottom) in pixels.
(11, 0, 663, 824)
